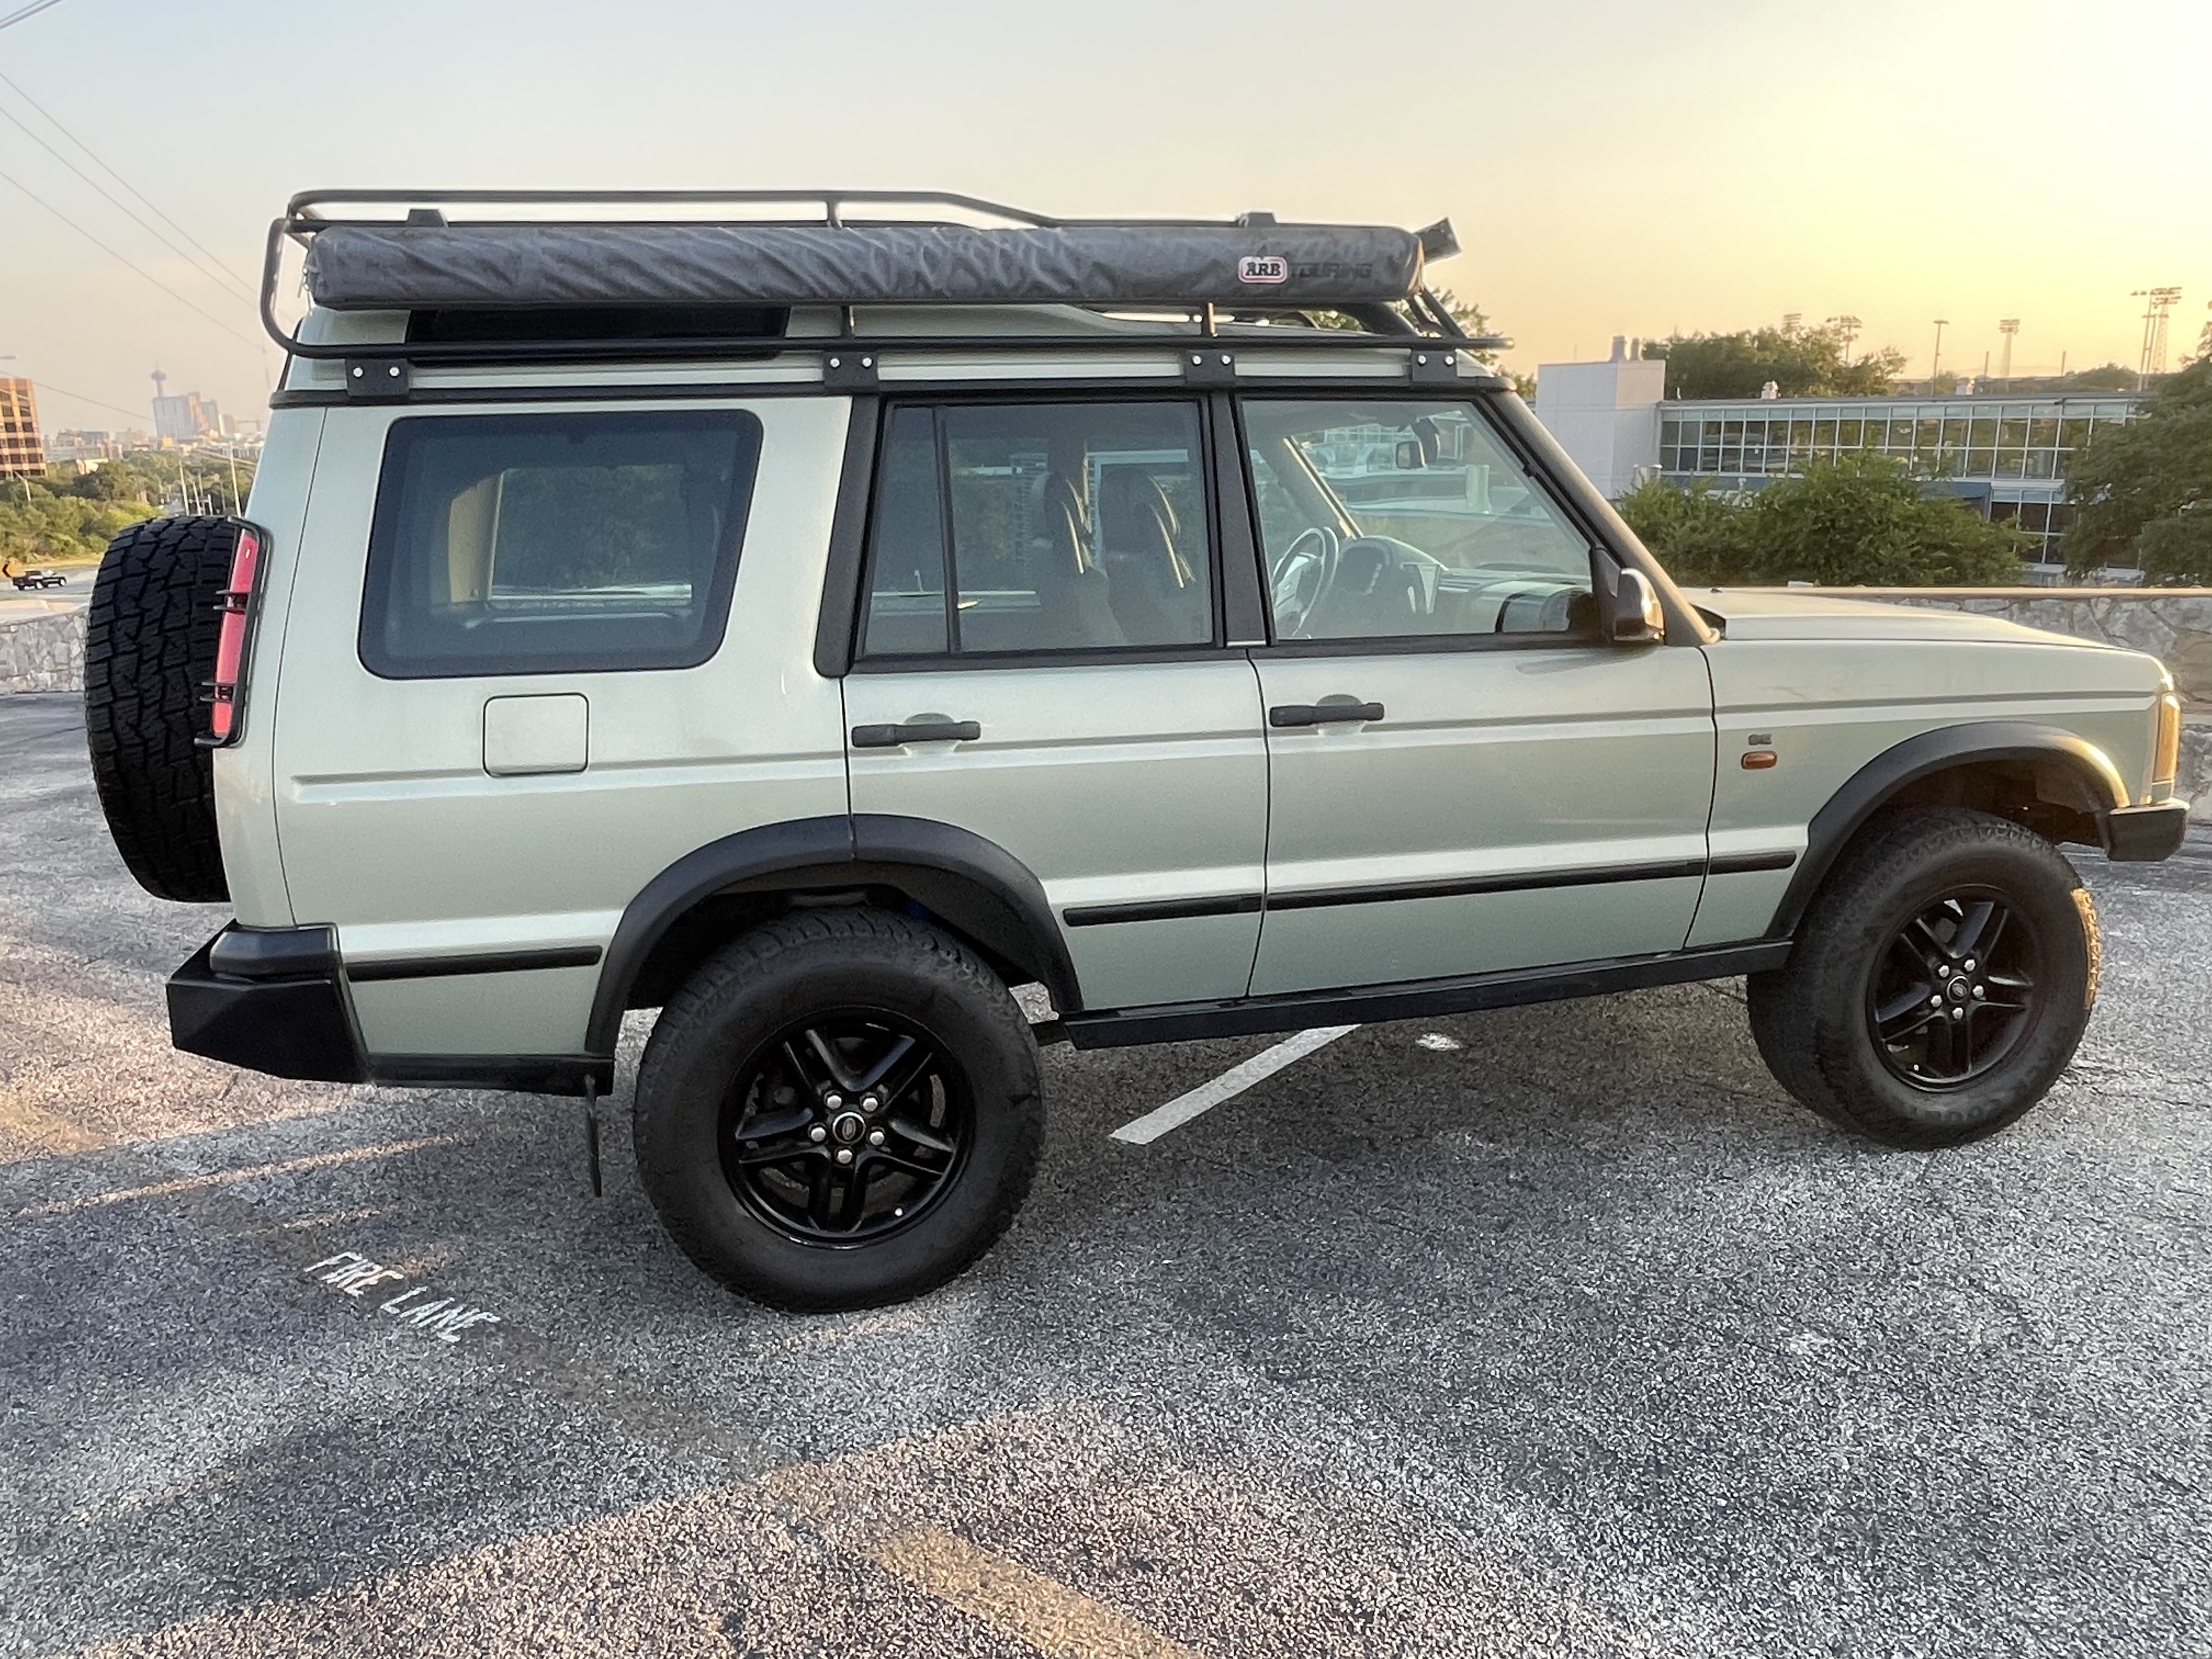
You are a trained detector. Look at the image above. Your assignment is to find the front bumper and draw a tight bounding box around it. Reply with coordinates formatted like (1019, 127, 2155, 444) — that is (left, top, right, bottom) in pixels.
(2101, 800, 2192, 862)
(168, 925, 368, 1082)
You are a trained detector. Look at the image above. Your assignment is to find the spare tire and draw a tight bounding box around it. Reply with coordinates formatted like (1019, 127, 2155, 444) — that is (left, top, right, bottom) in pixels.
(83, 516, 240, 903)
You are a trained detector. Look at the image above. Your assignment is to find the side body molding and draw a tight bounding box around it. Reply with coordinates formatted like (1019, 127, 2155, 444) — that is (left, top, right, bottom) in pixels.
(584, 813, 1080, 1055)
(1767, 721, 2130, 938)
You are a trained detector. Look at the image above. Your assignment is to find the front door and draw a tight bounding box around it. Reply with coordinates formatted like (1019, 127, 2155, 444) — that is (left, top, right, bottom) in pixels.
(843, 399, 1268, 1013)
(1237, 394, 1717, 996)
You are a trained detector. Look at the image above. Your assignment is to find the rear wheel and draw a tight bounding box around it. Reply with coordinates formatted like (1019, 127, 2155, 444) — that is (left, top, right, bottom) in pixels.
(632, 910, 1043, 1312)
(1747, 808, 2099, 1149)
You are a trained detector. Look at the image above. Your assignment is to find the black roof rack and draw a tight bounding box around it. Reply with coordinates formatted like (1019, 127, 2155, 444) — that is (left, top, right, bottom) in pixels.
(262, 189, 1504, 381)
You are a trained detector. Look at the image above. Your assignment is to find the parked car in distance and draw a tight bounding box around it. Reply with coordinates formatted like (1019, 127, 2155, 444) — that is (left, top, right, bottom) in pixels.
(9, 568, 67, 590)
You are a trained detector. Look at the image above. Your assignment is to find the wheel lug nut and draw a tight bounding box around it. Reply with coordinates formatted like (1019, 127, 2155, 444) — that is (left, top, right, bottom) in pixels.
(862, 1096, 880, 1113)
(836, 1148, 854, 1164)
(1930, 994, 1943, 1007)
(1950, 1007, 1965, 1020)
(825, 1093, 843, 1110)
(1972, 985, 1985, 999)
(868, 1129, 885, 1146)
(1937, 966, 1951, 979)
(1962, 960, 1976, 973)
(809, 1125, 827, 1142)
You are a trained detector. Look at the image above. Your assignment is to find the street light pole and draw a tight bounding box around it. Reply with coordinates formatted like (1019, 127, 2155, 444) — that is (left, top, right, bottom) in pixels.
(1931, 319, 1949, 386)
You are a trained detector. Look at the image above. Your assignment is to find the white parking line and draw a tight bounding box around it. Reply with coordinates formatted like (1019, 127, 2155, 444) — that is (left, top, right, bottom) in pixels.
(1109, 1025, 1360, 1145)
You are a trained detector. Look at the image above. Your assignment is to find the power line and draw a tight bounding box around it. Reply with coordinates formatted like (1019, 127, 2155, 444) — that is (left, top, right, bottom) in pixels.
(0, 66, 257, 294)
(0, 97, 256, 303)
(0, 162, 264, 353)
(16, 377, 150, 424)
(0, 0, 67, 33)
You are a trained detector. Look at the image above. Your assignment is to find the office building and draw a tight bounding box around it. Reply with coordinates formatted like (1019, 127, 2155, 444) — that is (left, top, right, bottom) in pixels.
(0, 378, 45, 479)
(1536, 341, 2143, 578)
(48, 430, 122, 464)
(151, 391, 219, 443)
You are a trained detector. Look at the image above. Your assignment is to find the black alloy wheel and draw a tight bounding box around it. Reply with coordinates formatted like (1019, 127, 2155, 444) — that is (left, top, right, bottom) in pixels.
(1745, 806, 2098, 1150)
(722, 1013, 970, 1244)
(1866, 889, 2043, 1091)
(632, 910, 1043, 1311)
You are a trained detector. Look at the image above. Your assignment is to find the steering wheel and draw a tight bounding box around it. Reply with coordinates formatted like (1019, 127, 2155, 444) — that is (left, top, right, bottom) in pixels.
(1268, 524, 1341, 637)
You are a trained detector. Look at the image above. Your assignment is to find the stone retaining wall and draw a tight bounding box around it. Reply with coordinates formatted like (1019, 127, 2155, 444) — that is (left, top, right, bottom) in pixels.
(0, 607, 86, 695)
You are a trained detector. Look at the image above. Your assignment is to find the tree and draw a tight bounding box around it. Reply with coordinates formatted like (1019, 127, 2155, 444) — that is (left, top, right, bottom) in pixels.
(1640, 322, 1904, 400)
(1621, 454, 2027, 586)
(2048, 363, 2137, 392)
(1613, 478, 1751, 583)
(2061, 356, 2212, 583)
(55, 462, 144, 503)
(0, 486, 156, 568)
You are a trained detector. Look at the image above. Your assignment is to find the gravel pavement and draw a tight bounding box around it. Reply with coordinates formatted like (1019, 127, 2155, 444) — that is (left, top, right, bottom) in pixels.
(3, 692, 2208, 1659)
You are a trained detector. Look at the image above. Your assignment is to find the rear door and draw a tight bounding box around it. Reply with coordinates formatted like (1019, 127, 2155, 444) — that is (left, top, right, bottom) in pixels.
(1238, 394, 1717, 997)
(272, 397, 851, 1062)
(843, 398, 1268, 1012)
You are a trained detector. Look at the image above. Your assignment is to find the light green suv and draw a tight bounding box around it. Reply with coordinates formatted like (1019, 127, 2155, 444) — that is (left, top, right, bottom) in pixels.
(83, 190, 2191, 1311)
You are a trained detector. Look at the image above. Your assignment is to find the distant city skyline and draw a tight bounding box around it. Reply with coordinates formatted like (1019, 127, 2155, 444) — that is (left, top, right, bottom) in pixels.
(1, 0, 2205, 429)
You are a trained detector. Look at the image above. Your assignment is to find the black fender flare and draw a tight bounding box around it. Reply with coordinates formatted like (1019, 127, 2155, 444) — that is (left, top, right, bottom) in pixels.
(584, 813, 1080, 1054)
(1765, 721, 2129, 939)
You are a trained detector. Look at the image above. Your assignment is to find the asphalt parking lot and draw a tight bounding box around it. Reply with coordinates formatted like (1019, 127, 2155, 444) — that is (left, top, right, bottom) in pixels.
(4, 692, 2209, 1659)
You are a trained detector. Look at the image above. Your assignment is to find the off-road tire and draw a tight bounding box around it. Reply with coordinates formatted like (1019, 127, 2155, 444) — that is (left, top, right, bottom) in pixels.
(1747, 807, 2099, 1149)
(83, 516, 240, 903)
(633, 910, 1045, 1312)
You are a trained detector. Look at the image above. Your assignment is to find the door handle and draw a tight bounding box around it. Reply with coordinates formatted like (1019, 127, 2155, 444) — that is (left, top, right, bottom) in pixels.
(850, 719, 983, 748)
(1268, 701, 1385, 728)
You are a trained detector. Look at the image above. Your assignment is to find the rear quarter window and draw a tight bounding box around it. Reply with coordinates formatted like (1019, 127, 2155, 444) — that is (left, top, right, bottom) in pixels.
(359, 409, 761, 678)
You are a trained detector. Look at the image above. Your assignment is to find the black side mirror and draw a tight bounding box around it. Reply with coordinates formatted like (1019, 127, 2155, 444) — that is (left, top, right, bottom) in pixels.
(1393, 438, 1425, 470)
(1612, 568, 1664, 643)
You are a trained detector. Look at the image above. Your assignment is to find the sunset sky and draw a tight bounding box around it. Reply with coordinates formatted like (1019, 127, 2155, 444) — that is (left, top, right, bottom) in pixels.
(1, 0, 2206, 431)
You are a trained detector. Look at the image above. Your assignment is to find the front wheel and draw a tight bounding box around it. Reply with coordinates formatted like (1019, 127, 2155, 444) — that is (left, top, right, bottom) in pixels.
(1747, 808, 2100, 1149)
(632, 910, 1043, 1312)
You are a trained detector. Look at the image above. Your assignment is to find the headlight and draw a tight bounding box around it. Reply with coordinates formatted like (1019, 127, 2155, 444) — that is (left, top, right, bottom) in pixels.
(2153, 692, 2182, 788)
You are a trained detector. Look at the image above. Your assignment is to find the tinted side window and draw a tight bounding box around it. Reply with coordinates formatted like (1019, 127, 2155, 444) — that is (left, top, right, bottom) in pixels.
(361, 410, 760, 678)
(1243, 398, 1597, 642)
(858, 401, 1216, 658)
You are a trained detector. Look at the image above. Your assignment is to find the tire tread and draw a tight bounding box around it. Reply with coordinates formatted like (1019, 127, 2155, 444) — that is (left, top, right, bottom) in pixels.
(83, 516, 237, 903)
(1747, 806, 2096, 1149)
(633, 909, 1042, 1312)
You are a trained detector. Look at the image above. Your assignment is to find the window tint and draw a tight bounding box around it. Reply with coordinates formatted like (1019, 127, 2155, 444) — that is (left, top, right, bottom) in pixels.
(1243, 399, 1597, 642)
(361, 410, 760, 678)
(859, 401, 1215, 657)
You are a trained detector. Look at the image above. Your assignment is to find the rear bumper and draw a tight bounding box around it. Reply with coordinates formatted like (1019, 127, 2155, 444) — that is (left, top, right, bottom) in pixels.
(2101, 800, 2191, 863)
(168, 924, 612, 1096)
(168, 925, 368, 1083)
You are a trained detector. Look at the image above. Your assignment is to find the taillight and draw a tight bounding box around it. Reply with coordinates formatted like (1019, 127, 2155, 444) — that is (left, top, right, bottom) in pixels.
(205, 524, 262, 746)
